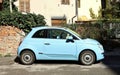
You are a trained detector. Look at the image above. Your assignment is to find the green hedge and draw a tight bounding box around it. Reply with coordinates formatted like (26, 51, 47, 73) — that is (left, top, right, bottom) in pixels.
(64, 24, 103, 40)
(64, 20, 120, 40)
(0, 11, 46, 33)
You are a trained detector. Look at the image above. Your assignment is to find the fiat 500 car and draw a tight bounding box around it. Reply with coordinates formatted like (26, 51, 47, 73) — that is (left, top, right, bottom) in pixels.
(18, 26, 104, 65)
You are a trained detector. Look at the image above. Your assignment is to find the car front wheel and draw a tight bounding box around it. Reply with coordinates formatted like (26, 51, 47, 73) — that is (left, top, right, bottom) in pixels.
(80, 50, 95, 65)
(20, 50, 35, 65)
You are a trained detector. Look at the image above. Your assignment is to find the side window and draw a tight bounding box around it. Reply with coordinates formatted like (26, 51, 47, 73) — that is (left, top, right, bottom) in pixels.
(32, 29, 47, 38)
(60, 31, 68, 39)
(49, 29, 71, 39)
(49, 29, 62, 39)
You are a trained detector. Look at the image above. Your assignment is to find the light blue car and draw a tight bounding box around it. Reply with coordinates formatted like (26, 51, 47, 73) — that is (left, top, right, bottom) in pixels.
(18, 26, 104, 65)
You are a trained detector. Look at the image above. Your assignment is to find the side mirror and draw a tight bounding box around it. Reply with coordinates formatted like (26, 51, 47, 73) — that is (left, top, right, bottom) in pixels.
(66, 36, 74, 43)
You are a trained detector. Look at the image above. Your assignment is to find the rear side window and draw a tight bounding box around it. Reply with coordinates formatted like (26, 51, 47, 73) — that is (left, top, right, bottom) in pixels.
(32, 29, 47, 38)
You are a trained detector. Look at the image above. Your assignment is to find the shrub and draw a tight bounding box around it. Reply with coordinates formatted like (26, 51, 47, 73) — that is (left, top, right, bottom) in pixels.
(0, 11, 46, 33)
(64, 23, 103, 40)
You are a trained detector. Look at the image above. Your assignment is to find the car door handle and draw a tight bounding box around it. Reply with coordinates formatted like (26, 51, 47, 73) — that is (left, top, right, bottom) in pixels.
(44, 43, 50, 45)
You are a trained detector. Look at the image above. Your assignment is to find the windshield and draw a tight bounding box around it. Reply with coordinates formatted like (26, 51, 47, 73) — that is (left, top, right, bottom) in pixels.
(66, 28, 81, 38)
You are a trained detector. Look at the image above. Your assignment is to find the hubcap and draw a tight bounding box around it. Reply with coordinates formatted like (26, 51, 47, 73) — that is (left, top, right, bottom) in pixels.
(84, 55, 92, 62)
(24, 55, 31, 62)
(82, 53, 94, 65)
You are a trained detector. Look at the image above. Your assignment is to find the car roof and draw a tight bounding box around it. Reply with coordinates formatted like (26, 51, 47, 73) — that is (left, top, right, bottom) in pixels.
(32, 26, 68, 31)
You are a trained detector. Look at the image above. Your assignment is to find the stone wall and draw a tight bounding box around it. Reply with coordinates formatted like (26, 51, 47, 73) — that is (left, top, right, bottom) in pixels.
(0, 26, 25, 56)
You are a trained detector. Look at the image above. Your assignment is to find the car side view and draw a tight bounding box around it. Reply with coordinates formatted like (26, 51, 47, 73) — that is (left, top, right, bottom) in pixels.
(18, 26, 104, 65)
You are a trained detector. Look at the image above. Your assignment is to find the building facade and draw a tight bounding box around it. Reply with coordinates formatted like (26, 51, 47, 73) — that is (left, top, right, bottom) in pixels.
(14, 0, 102, 26)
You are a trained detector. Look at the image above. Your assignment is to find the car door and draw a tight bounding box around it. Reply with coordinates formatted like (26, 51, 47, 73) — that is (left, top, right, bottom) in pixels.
(31, 29, 48, 59)
(42, 29, 77, 60)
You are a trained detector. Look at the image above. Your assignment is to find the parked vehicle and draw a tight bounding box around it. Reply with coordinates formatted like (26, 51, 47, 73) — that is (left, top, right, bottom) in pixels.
(18, 26, 104, 65)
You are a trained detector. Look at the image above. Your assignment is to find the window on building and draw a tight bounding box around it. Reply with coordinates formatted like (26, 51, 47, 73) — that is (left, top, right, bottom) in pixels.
(51, 19, 66, 26)
(61, 0, 70, 5)
(51, 16, 66, 26)
(19, 0, 30, 13)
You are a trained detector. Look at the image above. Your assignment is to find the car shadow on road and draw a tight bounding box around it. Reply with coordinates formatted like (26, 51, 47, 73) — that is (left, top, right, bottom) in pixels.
(14, 55, 120, 75)
(14, 56, 80, 65)
(102, 55, 120, 75)
(14, 56, 21, 64)
(35, 60, 79, 65)
(14, 54, 120, 66)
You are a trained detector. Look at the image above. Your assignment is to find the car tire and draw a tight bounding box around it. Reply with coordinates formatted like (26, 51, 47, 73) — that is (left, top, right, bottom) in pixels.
(20, 50, 35, 65)
(80, 50, 95, 65)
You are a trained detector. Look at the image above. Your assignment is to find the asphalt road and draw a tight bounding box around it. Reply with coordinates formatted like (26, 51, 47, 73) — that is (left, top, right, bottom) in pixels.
(0, 55, 120, 75)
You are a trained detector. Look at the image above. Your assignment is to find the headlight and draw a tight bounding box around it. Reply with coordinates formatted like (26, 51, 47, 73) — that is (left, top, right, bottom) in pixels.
(98, 44, 104, 53)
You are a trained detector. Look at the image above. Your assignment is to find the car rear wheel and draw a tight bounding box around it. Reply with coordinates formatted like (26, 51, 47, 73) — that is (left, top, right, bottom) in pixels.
(80, 50, 95, 65)
(20, 50, 35, 65)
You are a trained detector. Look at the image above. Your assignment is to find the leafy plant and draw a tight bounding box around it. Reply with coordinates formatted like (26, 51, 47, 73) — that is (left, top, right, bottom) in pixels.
(0, 11, 46, 33)
(63, 24, 102, 40)
(0, 0, 46, 34)
(103, 0, 120, 19)
(89, 8, 97, 19)
(2, 0, 17, 12)
(89, 7, 102, 19)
